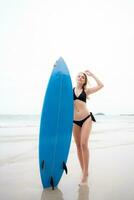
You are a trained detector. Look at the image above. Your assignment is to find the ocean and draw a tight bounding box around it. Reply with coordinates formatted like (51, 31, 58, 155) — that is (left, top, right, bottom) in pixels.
(0, 114, 134, 134)
(0, 115, 40, 129)
(0, 114, 134, 148)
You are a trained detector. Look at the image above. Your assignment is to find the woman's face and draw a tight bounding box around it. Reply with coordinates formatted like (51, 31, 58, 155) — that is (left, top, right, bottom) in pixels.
(76, 73, 86, 85)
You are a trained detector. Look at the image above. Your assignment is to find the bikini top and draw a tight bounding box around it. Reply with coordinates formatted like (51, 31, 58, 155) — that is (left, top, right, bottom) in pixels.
(73, 87, 86, 103)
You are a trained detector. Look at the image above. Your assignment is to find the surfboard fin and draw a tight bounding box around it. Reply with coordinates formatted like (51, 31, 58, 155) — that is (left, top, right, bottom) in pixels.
(50, 176, 54, 190)
(41, 160, 45, 170)
(63, 161, 68, 174)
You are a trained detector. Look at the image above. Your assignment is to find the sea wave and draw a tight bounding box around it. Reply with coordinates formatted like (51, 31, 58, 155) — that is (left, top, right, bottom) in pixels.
(0, 124, 38, 128)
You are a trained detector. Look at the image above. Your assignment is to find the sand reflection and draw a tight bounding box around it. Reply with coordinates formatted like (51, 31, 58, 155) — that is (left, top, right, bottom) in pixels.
(77, 185, 89, 200)
(41, 188, 64, 200)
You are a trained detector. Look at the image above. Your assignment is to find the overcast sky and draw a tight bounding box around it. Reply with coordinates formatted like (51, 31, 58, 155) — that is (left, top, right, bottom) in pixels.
(0, 0, 134, 115)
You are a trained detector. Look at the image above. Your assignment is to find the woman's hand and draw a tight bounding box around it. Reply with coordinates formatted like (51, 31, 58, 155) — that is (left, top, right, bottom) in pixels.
(84, 70, 94, 76)
(84, 70, 104, 95)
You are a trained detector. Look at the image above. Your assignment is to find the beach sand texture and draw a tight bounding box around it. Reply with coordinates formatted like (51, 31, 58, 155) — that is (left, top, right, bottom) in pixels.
(0, 115, 134, 200)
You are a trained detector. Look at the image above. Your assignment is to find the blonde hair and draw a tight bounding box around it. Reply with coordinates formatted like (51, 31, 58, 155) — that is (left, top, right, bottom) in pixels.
(82, 72, 88, 90)
(81, 72, 90, 99)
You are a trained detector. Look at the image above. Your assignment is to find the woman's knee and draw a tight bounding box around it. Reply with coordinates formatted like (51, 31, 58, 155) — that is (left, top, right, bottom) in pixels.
(76, 143, 81, 150)
(81, 141, 88, 150)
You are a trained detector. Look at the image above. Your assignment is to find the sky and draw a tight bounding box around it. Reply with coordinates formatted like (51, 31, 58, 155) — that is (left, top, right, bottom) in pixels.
(0, 0, 134, 115)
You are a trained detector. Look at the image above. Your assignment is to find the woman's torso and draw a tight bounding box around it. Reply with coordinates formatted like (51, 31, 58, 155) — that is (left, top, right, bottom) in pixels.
(73, 87, 90, 120)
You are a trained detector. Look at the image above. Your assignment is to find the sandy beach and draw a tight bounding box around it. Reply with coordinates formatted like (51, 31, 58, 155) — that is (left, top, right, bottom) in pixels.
(0, 115, 134, 200)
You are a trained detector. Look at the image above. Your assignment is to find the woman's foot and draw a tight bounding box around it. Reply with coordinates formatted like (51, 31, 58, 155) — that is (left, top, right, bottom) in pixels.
(79, 174, 88, 186)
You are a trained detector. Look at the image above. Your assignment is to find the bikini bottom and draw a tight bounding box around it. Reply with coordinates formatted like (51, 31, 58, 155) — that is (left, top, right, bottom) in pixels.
(73, 112, 96, 127)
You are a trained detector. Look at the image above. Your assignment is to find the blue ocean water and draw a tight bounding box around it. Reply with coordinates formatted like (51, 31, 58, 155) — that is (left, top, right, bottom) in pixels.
(0, 115, 40, 128)
(0, 114, 134, 133)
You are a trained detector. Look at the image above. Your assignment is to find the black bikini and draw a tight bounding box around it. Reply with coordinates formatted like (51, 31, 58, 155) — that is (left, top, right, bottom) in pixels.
(73, 87, 87, 103)
(73, 87, 96, 127)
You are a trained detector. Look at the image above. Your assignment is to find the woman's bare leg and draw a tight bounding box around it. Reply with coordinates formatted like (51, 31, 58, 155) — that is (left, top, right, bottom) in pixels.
(80, 118, 92, 183)
(73, 124, 83, 172)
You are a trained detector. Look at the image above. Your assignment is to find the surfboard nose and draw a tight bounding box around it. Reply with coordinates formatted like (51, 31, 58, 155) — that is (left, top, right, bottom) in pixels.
(54, 57, 69, 75)
(55, 57, 65, 66)
(58, 57, 64, 62)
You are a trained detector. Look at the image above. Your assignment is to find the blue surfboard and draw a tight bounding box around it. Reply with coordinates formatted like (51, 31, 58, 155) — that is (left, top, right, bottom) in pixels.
(39, 57, 74, 189)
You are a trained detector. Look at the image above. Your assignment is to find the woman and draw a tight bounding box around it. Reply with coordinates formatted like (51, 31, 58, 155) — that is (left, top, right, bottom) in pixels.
(73, 69, 104, 185)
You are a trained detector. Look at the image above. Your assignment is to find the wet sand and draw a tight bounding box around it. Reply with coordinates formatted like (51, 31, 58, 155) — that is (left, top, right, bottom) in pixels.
(0, 126, 134, 200)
